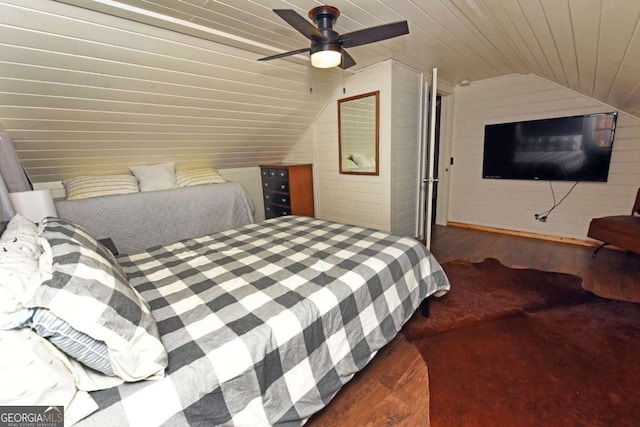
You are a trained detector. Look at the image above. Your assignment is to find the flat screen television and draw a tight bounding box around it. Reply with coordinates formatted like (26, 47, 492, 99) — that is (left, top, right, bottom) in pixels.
(482, 112, 617, 182)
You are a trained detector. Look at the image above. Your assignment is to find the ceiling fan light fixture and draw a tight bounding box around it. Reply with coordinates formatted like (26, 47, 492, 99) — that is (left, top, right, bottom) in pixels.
(259, 6, 408, 70)
(310, 44, 341, 68)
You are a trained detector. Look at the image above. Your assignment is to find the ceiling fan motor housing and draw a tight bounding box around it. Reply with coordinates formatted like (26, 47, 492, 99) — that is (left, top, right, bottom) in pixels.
(309, 6, 340, 42)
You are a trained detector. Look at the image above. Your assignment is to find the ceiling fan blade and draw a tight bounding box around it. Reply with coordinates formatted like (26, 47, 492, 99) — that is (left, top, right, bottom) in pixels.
(339, 50, 356, 70)
(273, 9, 327, 41)
(338, 21, 409, 49)
(258, 47, 310, 62)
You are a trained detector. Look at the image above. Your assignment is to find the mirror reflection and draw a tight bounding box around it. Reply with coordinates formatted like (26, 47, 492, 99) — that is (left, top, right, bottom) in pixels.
(338, 91, 379, 175)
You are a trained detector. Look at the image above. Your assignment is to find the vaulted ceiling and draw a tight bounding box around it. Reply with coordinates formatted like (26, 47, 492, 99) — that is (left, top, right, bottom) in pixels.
(2, 0, 640, 183)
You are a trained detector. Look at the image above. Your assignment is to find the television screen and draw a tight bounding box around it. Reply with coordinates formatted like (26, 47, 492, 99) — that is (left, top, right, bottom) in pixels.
(482, 112, 617, 182)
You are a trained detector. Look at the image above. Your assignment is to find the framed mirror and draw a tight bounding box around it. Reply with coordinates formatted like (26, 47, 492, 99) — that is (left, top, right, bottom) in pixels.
(338, 91, 379, 175)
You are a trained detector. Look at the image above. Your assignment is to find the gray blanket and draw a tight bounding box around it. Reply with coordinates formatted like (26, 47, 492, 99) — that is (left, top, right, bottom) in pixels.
(55, 182, 254, 255)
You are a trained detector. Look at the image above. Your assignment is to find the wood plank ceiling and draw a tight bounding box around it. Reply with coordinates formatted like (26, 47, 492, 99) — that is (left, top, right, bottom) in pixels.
(2, 0, 640, 183)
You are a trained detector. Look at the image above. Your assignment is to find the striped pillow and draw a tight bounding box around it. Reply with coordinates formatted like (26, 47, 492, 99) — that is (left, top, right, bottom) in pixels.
(63, 175, 139, 200)
(28, 308, 114, 376)
(175, 167, 226, 187)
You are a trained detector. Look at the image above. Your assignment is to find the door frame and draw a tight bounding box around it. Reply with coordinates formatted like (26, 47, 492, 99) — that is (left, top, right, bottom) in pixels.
(417, 71, 453, 246)
(435, 94, 453, 226)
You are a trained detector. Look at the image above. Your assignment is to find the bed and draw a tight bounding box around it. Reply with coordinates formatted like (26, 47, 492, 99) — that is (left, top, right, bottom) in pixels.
(54, 182, 255, 255)
(1, 214, 450, 426)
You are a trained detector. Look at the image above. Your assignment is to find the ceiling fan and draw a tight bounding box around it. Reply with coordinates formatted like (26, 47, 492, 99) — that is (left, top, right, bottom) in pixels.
(258, 5, 409, 69)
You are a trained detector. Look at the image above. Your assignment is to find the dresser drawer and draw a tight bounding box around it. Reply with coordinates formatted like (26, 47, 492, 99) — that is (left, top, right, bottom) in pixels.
(261, 167, 290, 180)
(265, 204, 291, 219)
(274, 193, 290, 206)
(264, 191, 290, 206)
(262, 179, 289, 193)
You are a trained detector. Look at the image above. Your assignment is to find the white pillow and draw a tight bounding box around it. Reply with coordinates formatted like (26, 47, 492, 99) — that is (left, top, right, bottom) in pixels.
(342, 159, 359, 170)
(350, 153, 375, 168)
(0, 328, 76, 406)
(0, 213, 40, 257)
(130, 162, 176, 192)
(0, 215, 43, 314)
(63, 175, 139, 200)
(0, 246, 42, 314)
(175, 167, 226, 187)
(0, 328, 111, 425)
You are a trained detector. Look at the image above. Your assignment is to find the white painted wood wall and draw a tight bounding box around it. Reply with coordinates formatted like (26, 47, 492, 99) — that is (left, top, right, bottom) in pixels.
(390, 63, 423, 237)
(286, 60, 424, 236)
(286, 63, 386, 228)
(448, 74, 640, 241)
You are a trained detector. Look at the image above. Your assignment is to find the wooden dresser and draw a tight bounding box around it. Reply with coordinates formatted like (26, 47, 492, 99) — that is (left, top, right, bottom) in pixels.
(260, 164, 314, 219)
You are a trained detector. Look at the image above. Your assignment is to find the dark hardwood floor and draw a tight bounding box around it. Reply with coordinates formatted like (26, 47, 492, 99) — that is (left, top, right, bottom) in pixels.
(307, 224, 640, 426)
(430, 225, 640, 303)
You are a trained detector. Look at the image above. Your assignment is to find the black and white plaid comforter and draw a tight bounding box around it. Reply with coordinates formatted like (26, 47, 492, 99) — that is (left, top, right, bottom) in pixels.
(77, 216, 450, 426)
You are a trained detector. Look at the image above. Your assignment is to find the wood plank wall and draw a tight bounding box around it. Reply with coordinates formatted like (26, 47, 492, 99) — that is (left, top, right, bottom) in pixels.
(287, 60, 428, 236)
(287, 63, 388, 230)
(390, 62, 422, 237)
(448, 74, 640, 240)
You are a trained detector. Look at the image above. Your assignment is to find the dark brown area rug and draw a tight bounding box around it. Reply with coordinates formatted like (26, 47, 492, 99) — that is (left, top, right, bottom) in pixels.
(403, 258, 640, 427)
